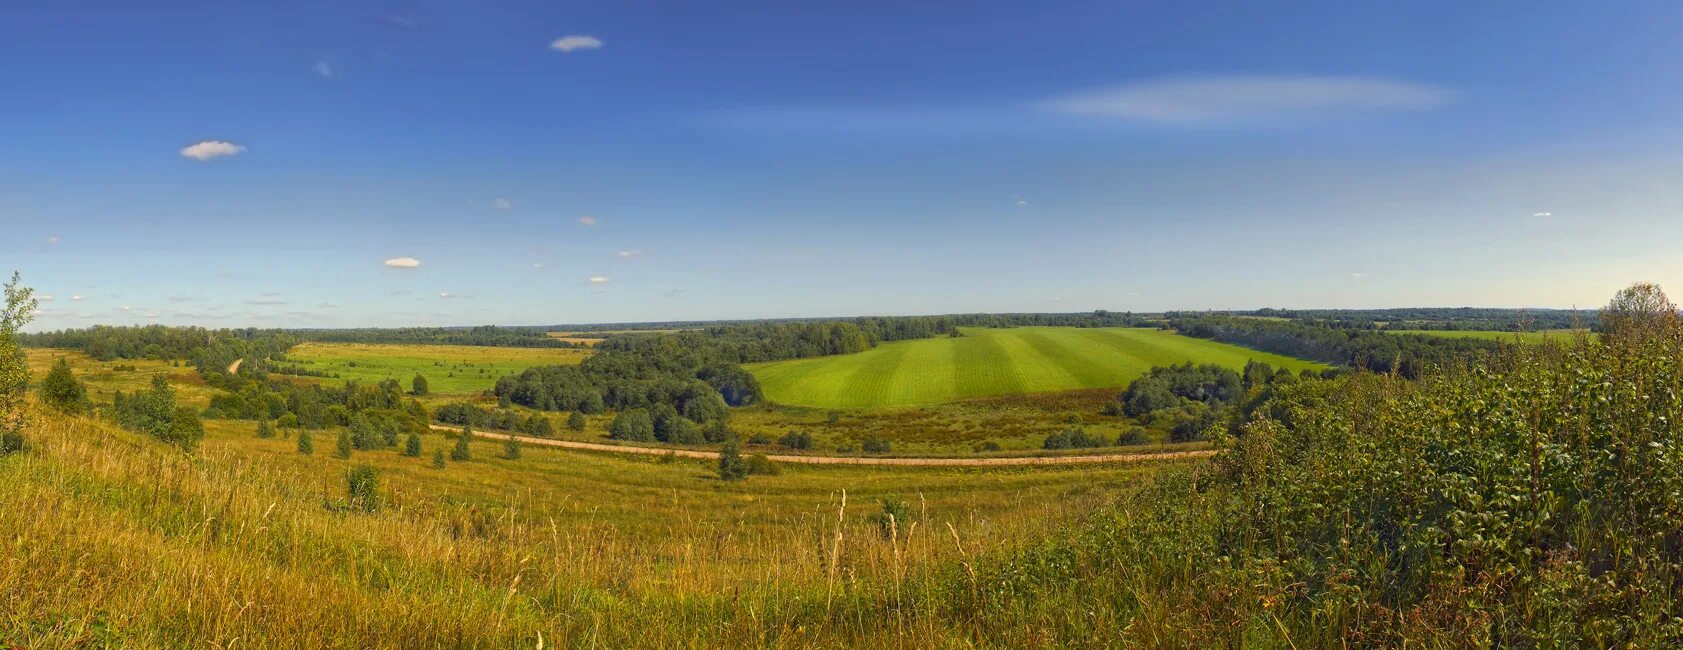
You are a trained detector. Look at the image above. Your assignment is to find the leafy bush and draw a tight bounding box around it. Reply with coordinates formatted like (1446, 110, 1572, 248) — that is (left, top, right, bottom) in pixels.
(717, 441, 748, 481)
(1042, 427, 1105, 450)
(778, 430, 814, 450)
(744, 454, 780, 476)
(874, 497, 911, 540)
(344, 464, 379, 513)
(860, 436, 891, 454)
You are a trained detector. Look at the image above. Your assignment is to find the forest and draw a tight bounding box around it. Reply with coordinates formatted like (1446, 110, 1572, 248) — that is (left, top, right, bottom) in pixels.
(1168, 315, 1503, 377)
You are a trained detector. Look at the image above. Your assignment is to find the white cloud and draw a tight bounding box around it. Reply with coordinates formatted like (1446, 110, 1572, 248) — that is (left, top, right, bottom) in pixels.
(180, 140, 246, 161)
(531, 262, 546, 269)
(46, 235, 59, 245)
(616, 250, 643, 258)
(550, 35, 603, 52)
(1351, 272, 1366, 278)
(70, 295, 84, 302)
(39, 295, 53, 302)
(578, 215, 598, 226)
(439, 291, 453, 299)
(314, 62, 333, 77)
(383, 257, 422, 268)
(1533, 211, 1553, 218)
(1042, 75, 1451, 124)
(493, 197, 512, 209)
(121, 305, 132, 311)
(588, 276, 610, 284)
(144, 311, 157, 318)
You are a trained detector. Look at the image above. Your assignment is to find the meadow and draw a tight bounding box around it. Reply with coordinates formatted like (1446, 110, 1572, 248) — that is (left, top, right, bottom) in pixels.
(0, 397, 1161, 647)
(747, 326, 1323, 409)
(281, 342, 590, 394)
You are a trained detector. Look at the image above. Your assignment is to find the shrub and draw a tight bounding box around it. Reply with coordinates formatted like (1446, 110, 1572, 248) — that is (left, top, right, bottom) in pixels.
(1043, 427, 1105, 450)
(411, 374, 428, 396)
(297, 430, 314, 455)
(451, 425, 473, 461)
(404, 432, 422, 457)
(0, 430, 22, 455)
(874, 497, 911, 540)
(974, 440, 1002, 452)
(566, 411, 586, 431)
(336, 430, 353, 459)
(717, 441, 748, 481)
(431, 448, 446, 468)
(609, 409, 655, 442)
(746, 433, 773, 445)
(860, 436, 891, 454)
(1116, 426, 1148, 445)
(778, 430, 814, 450)
(744, 454, 780, 476)
(344, 464, 379, 513)
(502, 435, 521, 460)
(40, 357, 90, 414)
(256, 419, 274, 439)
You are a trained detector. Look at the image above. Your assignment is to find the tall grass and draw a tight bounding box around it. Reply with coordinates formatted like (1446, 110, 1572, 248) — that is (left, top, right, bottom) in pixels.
(0, 399, 1154, 647)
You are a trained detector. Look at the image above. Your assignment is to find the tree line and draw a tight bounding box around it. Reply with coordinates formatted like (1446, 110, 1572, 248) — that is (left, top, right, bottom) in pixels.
(1168, 316, 1500, 378)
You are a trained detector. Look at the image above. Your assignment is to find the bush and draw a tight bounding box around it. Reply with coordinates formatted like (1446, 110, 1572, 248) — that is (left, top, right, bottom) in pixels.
(717, 441, 748, 481)
(256, 419, 274, 439)
(0, 430, 22, 455)
(451, 425, 473, 461)
(1043, 427, 1105, 450)
(874, 497, 911, 540)
(40, 357, 89, 414)
(503, 435, 521, 460)
(336, 430, 353, 459)
(1116, 426, 1148, 445)
(974, 440, 1002, 452)
(778, 430, 814, 450)
(566, 411, 586, 431)
(744, 454, 780, 476)
(609, 409, 655, 442)
(404, 432, 422, 457)
(431, 448, 446, 468)
(860, 436, 891, 454)
(344, 464, 379, 513)
(297, 430, 313, 455)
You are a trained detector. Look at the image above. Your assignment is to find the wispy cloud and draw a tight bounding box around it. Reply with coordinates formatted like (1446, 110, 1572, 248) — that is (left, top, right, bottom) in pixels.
(1533, 211, 1553, 218)
(180, 140, 245, 161)
(531, 262, 546, 269)
(46, 235, 59, 245)
(39, 295, 53, 302)
(578, 215, 598, 226)
(588, 276, 610, 285)
(1041, 75, 1451, 124)
(384, 257, 422, 268)
(439, 291, 453, 299)
(314, 62, 334, 77)
(550, 35, 603, 53)
(493, 197, 512, 209)
(616, 250, 643, 259)
(245, 299, 287, 306)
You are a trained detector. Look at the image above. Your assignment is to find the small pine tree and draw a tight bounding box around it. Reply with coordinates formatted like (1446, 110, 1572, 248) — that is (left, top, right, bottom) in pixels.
(336, 430, 353, 459)
(451, 424, 473, 461)
(345, 464, 379, 513)
(40, 357, 90, 414)
(503, 434, 521, 460)
(567, 411, 586, 432)
(404, 432, 422, 457)
(256, 419, 274, 439)
(411, 374, 429, 396)
(432, 448, 446, 468)
(718, 440, 748, 481)
(297, 430, 314, 455)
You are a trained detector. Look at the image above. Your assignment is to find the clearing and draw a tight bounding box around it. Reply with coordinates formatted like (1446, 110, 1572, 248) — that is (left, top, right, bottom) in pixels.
(281, 342, 591, 394)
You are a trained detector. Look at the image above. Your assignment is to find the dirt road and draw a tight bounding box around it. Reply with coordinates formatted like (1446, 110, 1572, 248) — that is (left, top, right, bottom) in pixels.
(228, 358, 243, 374)
(428, 424, 1215, 467)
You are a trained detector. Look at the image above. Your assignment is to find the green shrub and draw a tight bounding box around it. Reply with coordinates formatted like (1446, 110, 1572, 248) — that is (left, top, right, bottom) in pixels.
(566, 411, 586, 431)
(450, 425, 473, 461)
(403, 432, 422, 457)
(744, 454, 780, 476)
(860, 436, 891, 454)
(609, 409, 655, 442)
(256, 419, 274, 439)
(344, 464, 379, 513)
(502, 435, 521, 460)
(431, 448, 446, 468)
(717, 441, 747, 481)
(874, 497, 911, 540)
(40, 357, 90, 414)
(296, 430, 313, 455)
(1042, 427, 1104, 450)
(335, 430, 353, 459)
(778, 430, 814, 450)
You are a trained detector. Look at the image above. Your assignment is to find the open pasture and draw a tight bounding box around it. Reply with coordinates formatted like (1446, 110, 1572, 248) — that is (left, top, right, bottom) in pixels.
(281, 342, 591, 394)
(748, 326, 1323, 409)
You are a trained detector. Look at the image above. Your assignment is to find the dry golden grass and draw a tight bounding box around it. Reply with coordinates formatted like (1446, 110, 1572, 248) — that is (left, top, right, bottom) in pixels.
(0, 399, 1164, 647)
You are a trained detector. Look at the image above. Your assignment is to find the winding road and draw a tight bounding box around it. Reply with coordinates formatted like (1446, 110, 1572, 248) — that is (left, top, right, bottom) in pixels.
(428, 424, 1215, 467)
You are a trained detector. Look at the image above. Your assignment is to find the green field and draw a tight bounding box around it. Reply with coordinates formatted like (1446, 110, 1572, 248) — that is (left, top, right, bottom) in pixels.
(282, 342, 591, 394)
(1388, 328, 1596, 342)
(747, 327, 1324, 409)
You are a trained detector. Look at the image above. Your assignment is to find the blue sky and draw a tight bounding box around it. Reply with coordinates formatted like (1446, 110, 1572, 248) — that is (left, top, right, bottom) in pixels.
(8, 1, 1683, 329)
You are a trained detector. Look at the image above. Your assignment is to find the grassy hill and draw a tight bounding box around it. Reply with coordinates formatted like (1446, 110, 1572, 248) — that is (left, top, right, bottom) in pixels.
(747, 327, 1324, 409)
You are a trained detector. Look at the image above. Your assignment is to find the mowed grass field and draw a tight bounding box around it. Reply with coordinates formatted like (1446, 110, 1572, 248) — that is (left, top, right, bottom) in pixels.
(282, 342, 591, 394)
(1389, 329, 1597, 343)
(748, 326, 1324, 409)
